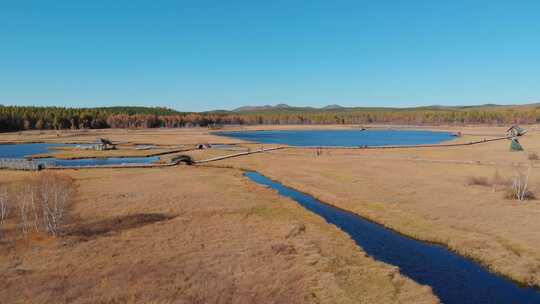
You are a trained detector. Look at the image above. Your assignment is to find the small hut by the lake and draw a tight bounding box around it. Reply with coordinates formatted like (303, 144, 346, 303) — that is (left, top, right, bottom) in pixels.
(95, 138, 116, 151)
(507, 125, 526, 138)
(506, 125, 526, 151)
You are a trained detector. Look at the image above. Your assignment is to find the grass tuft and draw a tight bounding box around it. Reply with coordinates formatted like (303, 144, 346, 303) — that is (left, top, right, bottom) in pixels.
(465, 176, 490, 187)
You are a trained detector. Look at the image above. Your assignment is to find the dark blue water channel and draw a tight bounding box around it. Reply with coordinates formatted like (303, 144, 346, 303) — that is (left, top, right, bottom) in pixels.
(35, 157, 159, 167)
(244, 171, 540, 304)
(218, 129, 455, 147)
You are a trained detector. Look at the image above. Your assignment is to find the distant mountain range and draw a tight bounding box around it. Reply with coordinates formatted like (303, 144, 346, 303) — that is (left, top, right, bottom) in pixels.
(233, 103, 294, 112)
(321, 104, 345, 110)
(231, 103, 347, 112)
(218, 102, 540, 113)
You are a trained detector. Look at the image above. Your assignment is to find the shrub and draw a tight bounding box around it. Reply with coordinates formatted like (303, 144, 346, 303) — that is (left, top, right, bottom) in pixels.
(491, 170, 509, 192)
(491, 170, 506, 186)
(465, 176, 490, 186)
(504, 187, 535, 201)
(468, 169, 536, 201)
(528, 153, 539, 161)
(271, 243, 297, 255)
(504, 168, 534, 201)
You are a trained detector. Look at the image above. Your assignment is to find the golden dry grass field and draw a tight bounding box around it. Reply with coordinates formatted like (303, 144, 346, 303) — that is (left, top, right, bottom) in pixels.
(2, 125, 540, 302)
(215, 126, 540, 287)
(0, 167, 437, 304)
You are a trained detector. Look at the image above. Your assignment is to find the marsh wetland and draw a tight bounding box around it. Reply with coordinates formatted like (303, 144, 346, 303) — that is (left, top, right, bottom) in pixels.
(2, 126, 540, 303)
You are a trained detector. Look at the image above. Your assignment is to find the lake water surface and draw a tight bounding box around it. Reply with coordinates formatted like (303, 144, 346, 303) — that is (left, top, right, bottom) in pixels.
(0, 143, 158, 167)
(0, 143, 71, 159)
(218, 129, 454, 147)
(245, 172, 540, 304)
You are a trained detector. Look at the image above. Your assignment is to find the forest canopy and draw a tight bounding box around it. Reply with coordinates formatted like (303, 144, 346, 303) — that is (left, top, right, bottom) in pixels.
(1, 104, 540, 132)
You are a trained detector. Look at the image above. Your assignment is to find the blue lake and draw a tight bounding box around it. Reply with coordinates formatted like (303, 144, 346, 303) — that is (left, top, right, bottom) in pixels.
(217, 129, 455, 147)
(245, 172, 540, 304)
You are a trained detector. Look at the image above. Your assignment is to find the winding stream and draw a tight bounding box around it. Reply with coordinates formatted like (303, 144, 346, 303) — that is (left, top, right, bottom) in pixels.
(244, 171, 540, 304)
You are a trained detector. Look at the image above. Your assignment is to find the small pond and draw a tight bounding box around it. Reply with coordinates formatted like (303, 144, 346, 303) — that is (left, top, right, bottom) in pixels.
(0, 143, 72, 159)
(245, 171, 540, 304)
(0, 143, 158, 167)
(217, 129, 454, 147)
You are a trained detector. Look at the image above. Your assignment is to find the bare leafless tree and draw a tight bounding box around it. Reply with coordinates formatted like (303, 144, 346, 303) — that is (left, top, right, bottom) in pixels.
(27, 185, 40, 232)
(17, 191, 30, 236)
(0, 186, 9, 239)
(14, 184, 41, 236)
(36, 172, 74, 236)
(509, 167, 532, 201)
(12, 172, 74, 238)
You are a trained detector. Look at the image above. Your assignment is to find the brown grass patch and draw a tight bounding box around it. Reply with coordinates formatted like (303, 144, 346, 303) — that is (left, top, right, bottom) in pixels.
(216, 131, 540, 287)
(271, 243, 297, 255)
(465, 176, 490, 186)
(0, 167, 438, 304)
(65, 213, 175, 239)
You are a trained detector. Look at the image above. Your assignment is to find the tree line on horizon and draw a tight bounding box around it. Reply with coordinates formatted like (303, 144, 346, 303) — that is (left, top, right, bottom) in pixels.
(1, 105, 540, 132)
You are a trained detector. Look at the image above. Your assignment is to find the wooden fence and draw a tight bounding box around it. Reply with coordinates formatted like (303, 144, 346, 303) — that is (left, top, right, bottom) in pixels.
(0, 158, 42, 171)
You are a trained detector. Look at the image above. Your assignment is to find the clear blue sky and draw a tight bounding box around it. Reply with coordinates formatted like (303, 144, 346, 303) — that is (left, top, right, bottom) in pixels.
(1, 1, 539, 112)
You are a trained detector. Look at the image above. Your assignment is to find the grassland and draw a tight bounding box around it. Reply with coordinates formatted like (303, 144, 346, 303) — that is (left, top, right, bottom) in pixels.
(0, 167, 437, 303)
(215, 126, 540, 287)
(3, 124, 540, 302)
